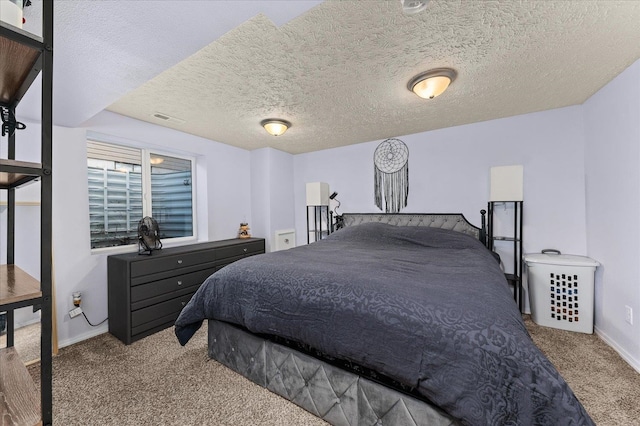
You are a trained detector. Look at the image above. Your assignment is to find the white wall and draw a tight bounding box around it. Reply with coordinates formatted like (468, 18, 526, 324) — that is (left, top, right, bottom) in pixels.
(250, 147, 296, 252)
(46, 111, 253, 347)
(294, 106, 589, 261)
(583, 59, 640, 371)
(250, 148, 270, 245)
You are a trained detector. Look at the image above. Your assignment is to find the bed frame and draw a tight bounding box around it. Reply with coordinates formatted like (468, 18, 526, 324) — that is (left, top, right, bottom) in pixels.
(207, 212, 487, 426)
(339, 212, 486, 245)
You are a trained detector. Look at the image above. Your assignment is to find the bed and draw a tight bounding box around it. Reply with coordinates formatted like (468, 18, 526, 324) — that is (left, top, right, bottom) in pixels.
(175, 212, 593, 426)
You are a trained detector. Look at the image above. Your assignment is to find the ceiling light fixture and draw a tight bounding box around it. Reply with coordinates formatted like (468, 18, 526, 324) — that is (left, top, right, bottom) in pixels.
(261, 119, 291, 136)
(401, 0, 430, 14)
(407, 68, 457, 99)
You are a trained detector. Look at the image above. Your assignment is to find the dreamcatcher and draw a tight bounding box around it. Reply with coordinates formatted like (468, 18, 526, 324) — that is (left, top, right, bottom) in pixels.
(374, 138, 409, 213)
(138, 216, 162, 255)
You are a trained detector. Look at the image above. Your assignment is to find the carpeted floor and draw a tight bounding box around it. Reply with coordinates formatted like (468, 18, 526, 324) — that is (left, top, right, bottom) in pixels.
(25, 316, 640, 425)
(0, 321, 40, 363)
(524, 316, 640, 425)
(28, 323, 326, 426)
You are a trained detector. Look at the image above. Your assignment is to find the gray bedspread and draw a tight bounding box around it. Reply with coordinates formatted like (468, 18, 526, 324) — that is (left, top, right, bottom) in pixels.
(175, 223, 593, 425)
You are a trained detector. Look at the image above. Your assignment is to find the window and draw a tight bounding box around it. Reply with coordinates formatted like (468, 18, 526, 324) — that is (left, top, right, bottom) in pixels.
(87, 140, 195, 249)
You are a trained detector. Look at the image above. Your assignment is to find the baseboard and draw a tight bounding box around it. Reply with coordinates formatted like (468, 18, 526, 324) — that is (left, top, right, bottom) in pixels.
(57, 325, 108, 349)
(15, 317, 41, 329)
(595, 326, 640, 374)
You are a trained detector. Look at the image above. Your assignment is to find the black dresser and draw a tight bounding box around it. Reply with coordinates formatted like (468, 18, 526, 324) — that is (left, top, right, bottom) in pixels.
(107, 238, 265, 344)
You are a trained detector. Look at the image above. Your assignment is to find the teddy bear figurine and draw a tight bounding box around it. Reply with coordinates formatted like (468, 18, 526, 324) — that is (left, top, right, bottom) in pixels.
(238, 222, 251, 239)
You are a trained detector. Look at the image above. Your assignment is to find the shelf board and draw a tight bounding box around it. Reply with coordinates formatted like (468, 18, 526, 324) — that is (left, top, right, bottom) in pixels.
(0, 347, 42, 426)
(0, 265, 42, 308)
(0, 159, 42, 189)
(0, 22, 43, 106)
(492, 236, 520, 242)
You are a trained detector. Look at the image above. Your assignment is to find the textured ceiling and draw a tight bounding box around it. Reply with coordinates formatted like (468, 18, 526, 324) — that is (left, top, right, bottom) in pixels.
(19, 0, 321, 127)
(23, 1, 640, 155)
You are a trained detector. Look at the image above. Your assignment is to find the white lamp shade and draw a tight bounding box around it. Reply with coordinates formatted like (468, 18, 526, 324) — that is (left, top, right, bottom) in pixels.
(490, 165, 523, 201)
(306, 182, 330, 206)
(0, 0, 23, 28)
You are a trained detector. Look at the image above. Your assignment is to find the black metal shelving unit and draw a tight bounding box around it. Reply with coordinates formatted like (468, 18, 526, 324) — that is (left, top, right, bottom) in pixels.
(306, 205, 331, 243)
(0, 2, 54, 424)
(488, 201, 523, 312)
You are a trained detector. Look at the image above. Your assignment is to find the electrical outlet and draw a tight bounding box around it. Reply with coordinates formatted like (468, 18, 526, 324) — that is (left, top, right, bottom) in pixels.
(69, 307, 83, 318)
(625, 305, 633, 325)
(73, 291, 82, 307)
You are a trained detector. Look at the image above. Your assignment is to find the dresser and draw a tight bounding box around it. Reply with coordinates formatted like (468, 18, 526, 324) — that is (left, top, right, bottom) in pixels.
(107, 238, 265, 344)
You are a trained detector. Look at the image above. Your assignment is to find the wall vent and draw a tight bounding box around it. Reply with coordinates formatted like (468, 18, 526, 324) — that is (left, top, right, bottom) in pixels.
(152, 112, 185, 124)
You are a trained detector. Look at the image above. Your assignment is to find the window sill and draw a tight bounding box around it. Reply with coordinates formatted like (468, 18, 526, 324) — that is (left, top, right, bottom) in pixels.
(90, 236, 198, 256)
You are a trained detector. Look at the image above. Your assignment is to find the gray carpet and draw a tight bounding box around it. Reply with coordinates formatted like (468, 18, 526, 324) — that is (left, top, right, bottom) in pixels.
(524, 316, 640, 425)
(29, 322, 326, 426)
(26, 317, 640, 425)
(0, 321, 40, 363)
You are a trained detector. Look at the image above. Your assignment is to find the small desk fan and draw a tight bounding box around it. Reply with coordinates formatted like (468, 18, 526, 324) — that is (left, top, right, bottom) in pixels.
(138, 216, 162, 255)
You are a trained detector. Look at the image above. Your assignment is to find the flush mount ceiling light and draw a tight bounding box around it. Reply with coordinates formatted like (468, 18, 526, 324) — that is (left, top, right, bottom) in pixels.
(261, 119, 291, 136)
(407, 68, 457, 99)
(401, 0, 430, 14)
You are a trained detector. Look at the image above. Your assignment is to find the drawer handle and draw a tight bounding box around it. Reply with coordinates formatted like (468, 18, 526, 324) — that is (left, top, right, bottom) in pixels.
(243, 248, 248, 252)
(177, 280, 183, 286)
(177, 259, 183, 264)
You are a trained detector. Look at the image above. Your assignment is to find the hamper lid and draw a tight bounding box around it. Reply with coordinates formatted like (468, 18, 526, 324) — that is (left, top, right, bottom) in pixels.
(523, 253, 599, 267)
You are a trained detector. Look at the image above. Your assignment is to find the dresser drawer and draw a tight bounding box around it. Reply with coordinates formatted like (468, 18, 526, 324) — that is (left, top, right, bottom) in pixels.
(130, 260, 218, 287)
(216, 240, 264, 260)
(131, 293, 194, 328)
(130, 268, 214, 303)
(131, 283, 200, 311)
(215, 254, 246, 271)
(130, 250, 215, 278)
(131, 311, 181, 338)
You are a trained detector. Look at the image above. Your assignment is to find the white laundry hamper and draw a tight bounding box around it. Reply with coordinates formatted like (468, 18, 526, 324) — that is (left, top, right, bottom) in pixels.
(524, 251, 599, 334)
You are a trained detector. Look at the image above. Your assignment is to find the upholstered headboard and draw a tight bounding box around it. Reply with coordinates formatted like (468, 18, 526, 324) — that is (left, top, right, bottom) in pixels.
(340, 212, 486, 244)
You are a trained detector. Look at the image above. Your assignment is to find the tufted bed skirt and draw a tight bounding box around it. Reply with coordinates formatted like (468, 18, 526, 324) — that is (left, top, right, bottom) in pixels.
(208, 319, 458, 426)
